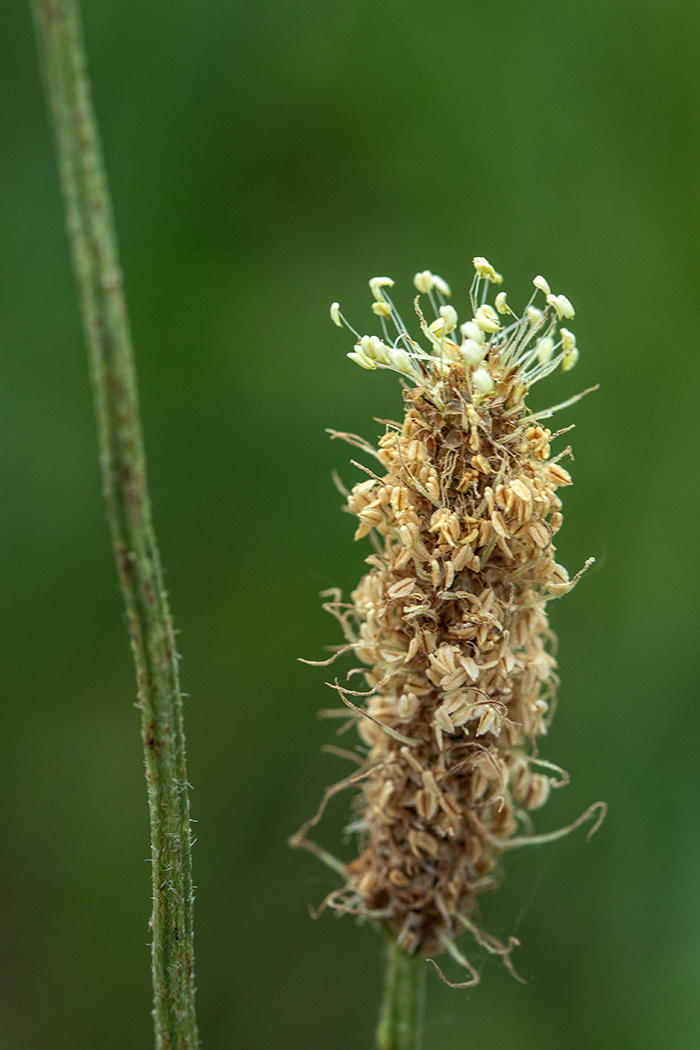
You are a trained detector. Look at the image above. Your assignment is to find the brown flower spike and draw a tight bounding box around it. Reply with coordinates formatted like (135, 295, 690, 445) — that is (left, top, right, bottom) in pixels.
(292, 258, 605, 982)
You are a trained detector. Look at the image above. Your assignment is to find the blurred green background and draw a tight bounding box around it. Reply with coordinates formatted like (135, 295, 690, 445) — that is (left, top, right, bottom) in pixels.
(1, 0, 698, 1047)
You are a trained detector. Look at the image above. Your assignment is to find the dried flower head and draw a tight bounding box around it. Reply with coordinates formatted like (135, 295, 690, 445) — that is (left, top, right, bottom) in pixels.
(293, 258, 605, 983)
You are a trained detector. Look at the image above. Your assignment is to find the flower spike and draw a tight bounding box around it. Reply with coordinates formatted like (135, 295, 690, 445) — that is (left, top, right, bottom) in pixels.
(296, 257, 602, 970)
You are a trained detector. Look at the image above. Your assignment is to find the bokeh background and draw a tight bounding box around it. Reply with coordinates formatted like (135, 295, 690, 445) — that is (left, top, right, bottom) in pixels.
(1, 1, 698, 1047)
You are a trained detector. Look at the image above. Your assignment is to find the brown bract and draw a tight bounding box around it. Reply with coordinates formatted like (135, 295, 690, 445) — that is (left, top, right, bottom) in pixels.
(293, 356, 590, 966)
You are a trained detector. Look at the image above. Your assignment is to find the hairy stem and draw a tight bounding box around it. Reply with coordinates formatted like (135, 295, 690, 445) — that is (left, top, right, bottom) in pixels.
(376, 939, 426, 1050)
(30, 2, 200, 1047)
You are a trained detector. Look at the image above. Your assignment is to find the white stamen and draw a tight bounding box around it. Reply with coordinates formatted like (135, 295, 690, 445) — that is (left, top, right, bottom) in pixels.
(556, 294, 575, 318)
(348, 350, 376, 370)
(369, 276, 395, 301)
(495, 291, 509, 315)
(560, 327, 576, 351)
(428, 317, 448, 339)
(391, 348, 414, 375)
(432, 274, 452, 297)
(336, 258, 584, 397)
(474, 305, 501, 333)
(414, 270, 434, 294)
(439, 304, 458, 333)
(360, 335, 391, 364)
(472, 257, 503, 284)
(547, 293, 575, 319)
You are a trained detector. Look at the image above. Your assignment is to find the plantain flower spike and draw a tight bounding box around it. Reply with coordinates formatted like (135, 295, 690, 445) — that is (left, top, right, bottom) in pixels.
(292, 256, 604, 980)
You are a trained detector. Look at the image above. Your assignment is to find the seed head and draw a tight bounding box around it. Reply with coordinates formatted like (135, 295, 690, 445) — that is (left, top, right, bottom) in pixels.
(292, 258, 604, 978)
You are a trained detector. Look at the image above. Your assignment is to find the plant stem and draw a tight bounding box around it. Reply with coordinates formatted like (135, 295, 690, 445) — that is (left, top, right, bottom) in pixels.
(30, 3, 200, 1047)
(376, 938, 426, 1050)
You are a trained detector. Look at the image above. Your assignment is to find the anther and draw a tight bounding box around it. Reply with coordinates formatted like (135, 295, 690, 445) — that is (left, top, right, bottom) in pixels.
(560, 327, 576, 351)
(347, 350, 376, 370)
(432, 274, 452, 297)
(369, 276, 395, 301)
(439, 304, 458, 333)
(474, 305, 501, 333)
(495, 291, 509, 315)
(473, 257, 503, 284)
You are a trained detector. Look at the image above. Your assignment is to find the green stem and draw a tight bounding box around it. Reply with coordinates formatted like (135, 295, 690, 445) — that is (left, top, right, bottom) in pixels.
(30, 3, 200, 1047)
(376, 939, 426, 1050)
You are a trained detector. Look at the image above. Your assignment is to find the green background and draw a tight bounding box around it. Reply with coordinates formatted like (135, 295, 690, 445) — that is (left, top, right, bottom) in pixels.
(1, 1, 698, 1047)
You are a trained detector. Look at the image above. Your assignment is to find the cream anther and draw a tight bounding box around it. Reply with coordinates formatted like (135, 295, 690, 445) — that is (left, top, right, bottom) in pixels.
(439, 304, 458, 333)
(547, 293, 575, 319)
(494, 291, 509, 315)
(361, 334, 390, 364)
(347, 350, 376, 370)
(414, 270, 434, 294)
(474, 305, 501, 333)
(369, 276, 395, 301)
(428, 317, 448, 339)
(432, 274, 452, 297)
(555, 294, 575, 319)
(560, 328, 576, 351)
(473, 257, 503, 284)
(562, 348, 579, 372)
(391, 348, 414, 375)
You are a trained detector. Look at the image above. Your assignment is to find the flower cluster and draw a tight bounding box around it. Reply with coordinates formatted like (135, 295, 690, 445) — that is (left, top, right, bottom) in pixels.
(293, 258, 603, 982)
(330, 258, 579, 400)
